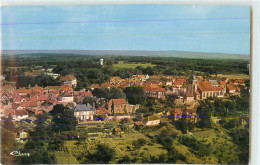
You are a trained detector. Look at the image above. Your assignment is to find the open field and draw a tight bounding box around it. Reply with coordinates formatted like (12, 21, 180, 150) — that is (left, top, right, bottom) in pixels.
(217, 74, 250, 80)
(112, 61, 157, 69)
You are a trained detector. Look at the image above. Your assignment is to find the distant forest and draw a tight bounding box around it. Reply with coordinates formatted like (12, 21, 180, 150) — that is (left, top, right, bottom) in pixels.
(1, 53, 249, 88)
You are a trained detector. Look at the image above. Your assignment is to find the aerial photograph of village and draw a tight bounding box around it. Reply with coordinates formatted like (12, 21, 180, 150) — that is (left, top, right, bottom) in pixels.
(1, 4, 250, 164)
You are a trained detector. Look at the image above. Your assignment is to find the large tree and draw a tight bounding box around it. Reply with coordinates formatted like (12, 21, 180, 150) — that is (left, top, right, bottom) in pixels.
(49, 104, 77, 132)
(93, 87, 126, 100)
(124, 87, 146, 105)
(84, 144, 115, 163)
(108, 87, 126, 100)
(196, 99, 215, 128)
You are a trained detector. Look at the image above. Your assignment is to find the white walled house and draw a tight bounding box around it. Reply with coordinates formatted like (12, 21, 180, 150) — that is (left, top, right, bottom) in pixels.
(59, 93, 74, 103)
(143, 116, 160, 126)
(74, 104, 95, 121)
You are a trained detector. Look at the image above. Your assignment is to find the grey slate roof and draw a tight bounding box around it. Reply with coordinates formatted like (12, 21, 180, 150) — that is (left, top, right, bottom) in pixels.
(209, 80, 219, 86)
(74, 104, 95, 112)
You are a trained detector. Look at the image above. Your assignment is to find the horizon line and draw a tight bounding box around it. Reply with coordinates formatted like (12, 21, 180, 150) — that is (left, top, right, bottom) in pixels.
(1, 49, 250, 56)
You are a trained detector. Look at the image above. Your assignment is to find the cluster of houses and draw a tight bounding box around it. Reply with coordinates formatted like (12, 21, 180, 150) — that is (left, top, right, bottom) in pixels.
(0, 73, 247, 143)
(90, 74, 246, 102)
(0, 74, 141, 123)
(0, 73, 246, 122)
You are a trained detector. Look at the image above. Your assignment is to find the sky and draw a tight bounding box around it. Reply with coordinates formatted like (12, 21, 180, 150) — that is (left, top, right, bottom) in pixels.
(1, 5, 251, 54)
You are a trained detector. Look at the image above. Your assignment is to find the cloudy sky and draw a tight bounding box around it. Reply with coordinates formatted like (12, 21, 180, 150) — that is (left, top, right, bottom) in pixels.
(1, 5, 250, 54)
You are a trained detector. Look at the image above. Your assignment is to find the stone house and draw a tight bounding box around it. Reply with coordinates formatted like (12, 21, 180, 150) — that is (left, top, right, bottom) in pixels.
(74, 103, 95, 121)
(60, 75, 77, 87)
(144, 87, 166, 99)
(108, 99, 129, 114)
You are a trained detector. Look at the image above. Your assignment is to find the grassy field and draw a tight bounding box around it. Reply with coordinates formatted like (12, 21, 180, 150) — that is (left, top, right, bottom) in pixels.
(112, 61, 157, 69)
(217, 74, 250, 80)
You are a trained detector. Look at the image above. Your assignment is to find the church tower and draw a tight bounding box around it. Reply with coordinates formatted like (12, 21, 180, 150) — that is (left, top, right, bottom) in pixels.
(191, 75, 198, 94)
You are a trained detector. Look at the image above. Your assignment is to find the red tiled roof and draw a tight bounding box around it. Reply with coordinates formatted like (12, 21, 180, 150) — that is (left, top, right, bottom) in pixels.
(198, 81, 215, 92)
(37, 95, 48, 101)
(15, 89, 29, 95)
(219, 81, 226, 85)
(108, 99, 128, 105)
(84, 91, 93, 97)
(60, 75, 76, 81)
(101, 83, 111, 87)
(135, 121, 143, 126)
(141, 82, 150, 87)
(174, 81, 183, 86)
(172, 108, 182, 115)
(150, 81, 160, 84)
(150, 84, 159, 88)
(61, 84, 72, 89)
(150, 75, 161, 79)
(214, 87, 224, 91)
(20, 101, 38, 107)
(3, 85, 14, 89)
(12, 104, 20, 109)
(96, 108, 109, 114)
(49, 90, 60, 94)
(90, 84, 100, 88)
(29, 97, 38, 102)
(53, 101, 60, 105)
(133, 74, 146, 78)
(30, 85, 43, 91)
(44, 86, 61, 90)
(48, 98, 57, 104)
(144, 87, 165, 92)
(14, 96, 30, 102)
(29, 93, 39, 98)
(5, 109, 16, 116)
(227, 84, 236, 91)
(15, 110, 28, 116)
